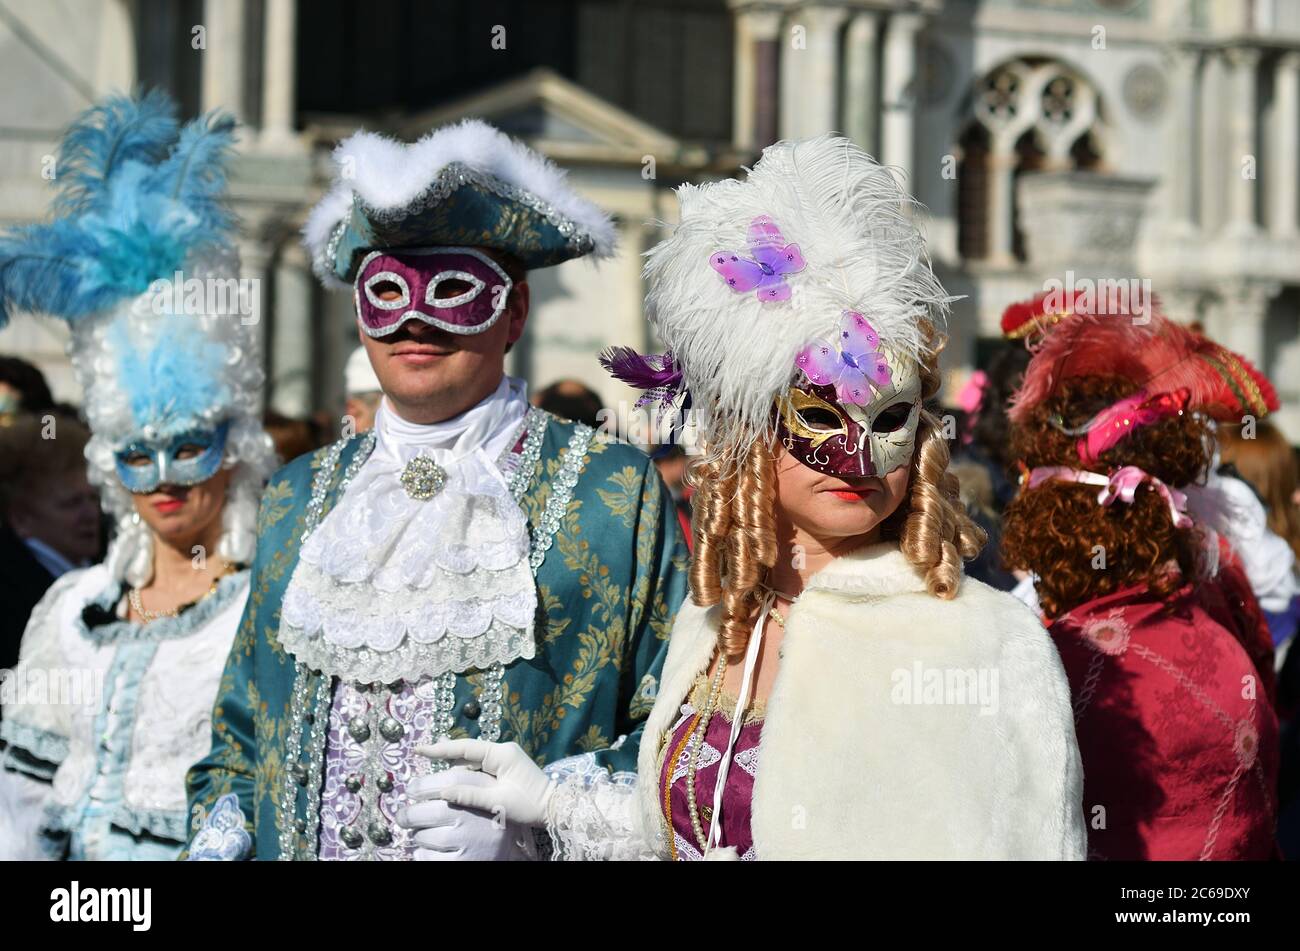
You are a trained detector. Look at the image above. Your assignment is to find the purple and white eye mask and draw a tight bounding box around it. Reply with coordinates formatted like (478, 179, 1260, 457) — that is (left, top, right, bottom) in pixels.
(353, 247, 513, 337)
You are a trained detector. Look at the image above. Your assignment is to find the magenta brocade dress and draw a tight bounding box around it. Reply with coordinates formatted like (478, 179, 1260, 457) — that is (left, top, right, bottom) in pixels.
(657, 676, 764, 860)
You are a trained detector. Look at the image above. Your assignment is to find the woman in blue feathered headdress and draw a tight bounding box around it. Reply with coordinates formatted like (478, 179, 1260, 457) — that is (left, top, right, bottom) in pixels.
(0, 91, 277, 860)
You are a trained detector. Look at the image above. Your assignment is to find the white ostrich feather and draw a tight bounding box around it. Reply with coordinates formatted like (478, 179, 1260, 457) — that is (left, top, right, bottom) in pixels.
(643, 134, 951, 469)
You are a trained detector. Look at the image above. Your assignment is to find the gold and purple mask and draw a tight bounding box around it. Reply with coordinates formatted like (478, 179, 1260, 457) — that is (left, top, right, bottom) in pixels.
(779, 312, 922, 477)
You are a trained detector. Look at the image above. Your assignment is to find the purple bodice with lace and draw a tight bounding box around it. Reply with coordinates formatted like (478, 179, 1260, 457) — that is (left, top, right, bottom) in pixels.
(658, 682, 763, 861)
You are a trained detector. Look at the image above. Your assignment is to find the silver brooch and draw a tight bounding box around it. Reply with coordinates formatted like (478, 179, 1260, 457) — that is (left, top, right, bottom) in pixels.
(399, 456, 447, 501)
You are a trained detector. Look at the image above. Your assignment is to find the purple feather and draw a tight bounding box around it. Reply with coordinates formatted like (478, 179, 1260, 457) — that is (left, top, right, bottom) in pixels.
(599, 346, 683, 408)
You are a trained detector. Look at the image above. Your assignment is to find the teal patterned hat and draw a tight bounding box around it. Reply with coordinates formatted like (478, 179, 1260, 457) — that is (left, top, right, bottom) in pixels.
(303, 119, 616, 287)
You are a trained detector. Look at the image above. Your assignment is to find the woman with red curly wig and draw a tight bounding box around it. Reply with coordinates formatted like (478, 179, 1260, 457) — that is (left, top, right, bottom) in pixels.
(420, 136, 1086, 860)
(1001, 295, 1280, 860)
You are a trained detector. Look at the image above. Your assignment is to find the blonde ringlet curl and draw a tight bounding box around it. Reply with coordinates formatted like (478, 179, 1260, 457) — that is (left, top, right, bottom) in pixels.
(894, 324, 986, 598)
(688, 322, 985, 659)
(687, 436, 779, 660)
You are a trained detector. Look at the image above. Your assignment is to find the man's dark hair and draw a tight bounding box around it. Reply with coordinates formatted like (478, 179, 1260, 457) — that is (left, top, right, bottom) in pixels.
(534, 380, 604, 429)
(0, 356, 55, 412)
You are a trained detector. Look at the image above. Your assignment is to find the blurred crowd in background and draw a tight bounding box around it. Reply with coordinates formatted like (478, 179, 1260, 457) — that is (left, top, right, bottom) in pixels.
(5, 330, 1297, 646)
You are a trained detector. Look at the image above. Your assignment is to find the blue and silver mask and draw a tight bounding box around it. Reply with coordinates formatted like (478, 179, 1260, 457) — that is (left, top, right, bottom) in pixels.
(113, 421, 230, 494)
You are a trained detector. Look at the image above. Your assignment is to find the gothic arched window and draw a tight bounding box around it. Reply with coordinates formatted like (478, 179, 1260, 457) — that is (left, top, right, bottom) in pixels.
(955, 58, 1106, 265)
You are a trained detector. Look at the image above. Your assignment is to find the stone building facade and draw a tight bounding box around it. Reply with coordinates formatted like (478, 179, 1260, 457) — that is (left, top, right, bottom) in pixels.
(1, 0, 1295, 438)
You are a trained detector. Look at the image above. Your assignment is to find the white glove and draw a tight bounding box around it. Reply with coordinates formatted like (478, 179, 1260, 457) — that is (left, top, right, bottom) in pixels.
(415, 740, 555, 827)
(398, 767, 530, 861)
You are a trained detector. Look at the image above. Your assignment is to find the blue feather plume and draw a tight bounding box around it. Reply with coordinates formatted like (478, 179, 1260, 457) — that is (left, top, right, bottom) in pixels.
(110, 317, 230, 433)
(50, 89, 178, 218)
(0, 92, 240, 329)
(152, 109, 238, 245)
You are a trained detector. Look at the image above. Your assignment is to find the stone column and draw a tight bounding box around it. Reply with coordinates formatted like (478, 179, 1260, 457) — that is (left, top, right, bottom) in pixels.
(1165, 47, 1198, 234)
(1198, 50, 1224, 231)
(881, 11, 923, 175)
(259, 0, 300, 151)
(778, 9, 802, 141)
(842, 11, 881, 154)
(1222, 46, 1262, 238)
(985, 138, 1018, 267)
(1268, 51, 1300, 238)
(201, 0, 247, 120)
(270, 242, 314, 418)
(731, 5, 783, 150)
(238, 237, 272, 413)
(1209, 280, 1277, 372)
(96, 0, 136, 93)
(781, 5, 847, 140)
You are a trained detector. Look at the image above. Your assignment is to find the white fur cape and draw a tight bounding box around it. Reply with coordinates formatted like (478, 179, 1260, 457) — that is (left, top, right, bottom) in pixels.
(636, 543, 1087, 860)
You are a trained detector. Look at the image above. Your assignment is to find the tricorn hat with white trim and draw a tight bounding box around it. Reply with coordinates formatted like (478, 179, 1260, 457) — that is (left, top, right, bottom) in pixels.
(303, 119, 617, 287)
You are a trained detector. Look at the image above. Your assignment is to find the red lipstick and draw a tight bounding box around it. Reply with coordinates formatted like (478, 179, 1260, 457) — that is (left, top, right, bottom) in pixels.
(827, 487, 876, 501)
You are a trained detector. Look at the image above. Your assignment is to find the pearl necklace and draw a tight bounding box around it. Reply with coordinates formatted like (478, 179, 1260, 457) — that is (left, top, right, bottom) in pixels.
(684, 656, 727, 850)
(684, 600, 788, 851)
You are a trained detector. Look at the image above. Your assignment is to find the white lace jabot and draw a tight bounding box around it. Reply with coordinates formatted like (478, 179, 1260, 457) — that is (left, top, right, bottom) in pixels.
(280, 377, 537, 683)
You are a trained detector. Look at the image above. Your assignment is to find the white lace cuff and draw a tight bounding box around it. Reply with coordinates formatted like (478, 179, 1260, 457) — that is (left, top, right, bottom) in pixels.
(542, 754, 656, 861)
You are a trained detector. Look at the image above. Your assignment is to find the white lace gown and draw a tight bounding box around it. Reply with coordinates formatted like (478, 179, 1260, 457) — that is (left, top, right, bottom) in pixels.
(0, 564, 248, 860)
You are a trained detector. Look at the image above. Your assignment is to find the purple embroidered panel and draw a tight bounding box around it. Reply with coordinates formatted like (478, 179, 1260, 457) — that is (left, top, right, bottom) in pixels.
(318, 678, 442, 861)
(660, 704, 762, 861)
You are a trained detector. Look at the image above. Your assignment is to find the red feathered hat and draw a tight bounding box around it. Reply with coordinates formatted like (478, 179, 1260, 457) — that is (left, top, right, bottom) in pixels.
(1007, 294, 1277, 425)
(1000, 287, 1091, 341)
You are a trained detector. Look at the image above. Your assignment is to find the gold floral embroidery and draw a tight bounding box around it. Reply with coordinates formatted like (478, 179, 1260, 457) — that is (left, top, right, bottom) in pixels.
(251, 680, 289, 808)
(500, 500, 627, 760)
(597, 466, 644, 530)
(576, 724, 611, 752)
(257, 480, 294, 534)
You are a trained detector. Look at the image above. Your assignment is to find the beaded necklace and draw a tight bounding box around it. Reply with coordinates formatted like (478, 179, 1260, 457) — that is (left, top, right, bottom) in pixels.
(682, 590, 791, 853)
(129, 561, 234, 623)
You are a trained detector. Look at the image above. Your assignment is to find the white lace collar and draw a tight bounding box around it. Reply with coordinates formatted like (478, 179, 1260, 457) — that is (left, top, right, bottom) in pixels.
(280, 377, 538, 683)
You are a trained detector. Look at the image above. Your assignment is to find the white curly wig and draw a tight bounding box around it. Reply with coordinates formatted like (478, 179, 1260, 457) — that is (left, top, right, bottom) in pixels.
(70, 246, 277, 587)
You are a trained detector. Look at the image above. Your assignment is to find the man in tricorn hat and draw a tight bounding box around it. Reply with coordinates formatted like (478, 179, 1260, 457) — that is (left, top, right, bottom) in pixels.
(185, 120, 687, 860)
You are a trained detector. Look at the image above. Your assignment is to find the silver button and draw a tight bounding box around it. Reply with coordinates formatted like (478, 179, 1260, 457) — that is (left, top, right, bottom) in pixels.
(367, 821, 392, 846)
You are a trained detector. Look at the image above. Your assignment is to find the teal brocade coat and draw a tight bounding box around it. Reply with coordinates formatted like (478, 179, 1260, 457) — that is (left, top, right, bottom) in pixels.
(183, 413, 688, 859)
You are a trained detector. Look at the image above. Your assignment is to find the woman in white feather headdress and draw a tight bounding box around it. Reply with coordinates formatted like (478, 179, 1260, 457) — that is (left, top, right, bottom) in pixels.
(0, 92, 276, 860)
(422, 134, 1088, 860)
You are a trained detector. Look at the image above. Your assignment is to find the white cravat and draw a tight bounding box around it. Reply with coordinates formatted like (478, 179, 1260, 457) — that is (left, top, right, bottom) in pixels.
(370, 377, 527, 469)
(280, 377, 538, 684)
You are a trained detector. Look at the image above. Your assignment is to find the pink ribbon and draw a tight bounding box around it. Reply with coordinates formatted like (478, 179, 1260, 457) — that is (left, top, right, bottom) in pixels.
(1025, 464, 1192, 529)
(1073, 388, 1190, 464)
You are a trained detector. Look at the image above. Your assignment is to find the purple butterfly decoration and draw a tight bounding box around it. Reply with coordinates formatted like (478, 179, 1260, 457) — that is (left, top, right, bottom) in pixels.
(795, 311, 892, 406)
(709, 215, 807, 303)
